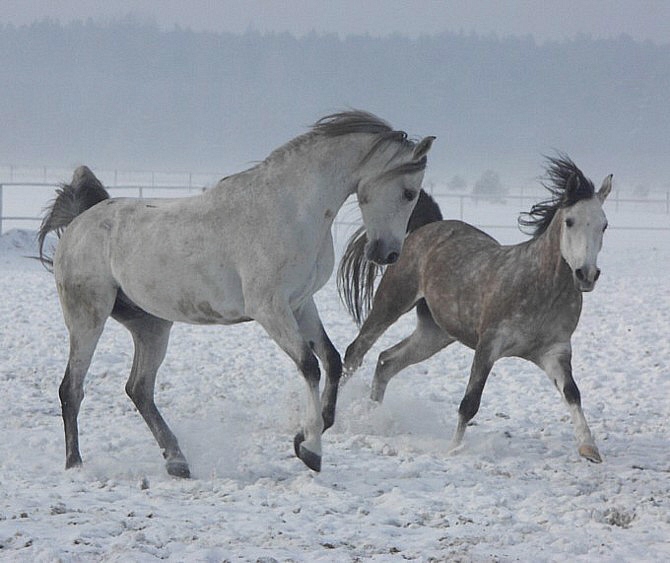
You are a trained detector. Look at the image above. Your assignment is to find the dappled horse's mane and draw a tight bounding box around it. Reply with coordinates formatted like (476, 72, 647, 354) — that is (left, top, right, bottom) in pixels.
(265, 110, 423, 176)
(519, 154, 596, 238)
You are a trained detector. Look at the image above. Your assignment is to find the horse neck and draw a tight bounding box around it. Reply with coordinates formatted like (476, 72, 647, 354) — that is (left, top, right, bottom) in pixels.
(525, 212, 575, 290)
(263, 133, 377, 211)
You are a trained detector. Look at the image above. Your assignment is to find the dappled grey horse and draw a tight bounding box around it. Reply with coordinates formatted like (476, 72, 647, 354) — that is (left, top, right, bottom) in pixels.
(339, 156, 611, 463)
(39, 110, 435, 475)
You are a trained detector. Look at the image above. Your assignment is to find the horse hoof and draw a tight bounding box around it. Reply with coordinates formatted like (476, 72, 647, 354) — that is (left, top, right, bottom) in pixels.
(447, 443, 464, 456)
(369, 389, 384, 403)
(299, 445, 322, 472)
(166, 460, 191, 478)
(293, 431, 305, 458)
(293, 432, 321, 472)
(65, 457, 83, 470)
(579, 444, 602, 463)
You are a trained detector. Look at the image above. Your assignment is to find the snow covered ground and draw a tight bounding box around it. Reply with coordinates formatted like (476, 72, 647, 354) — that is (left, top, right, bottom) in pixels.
(0, 199, 668, 561)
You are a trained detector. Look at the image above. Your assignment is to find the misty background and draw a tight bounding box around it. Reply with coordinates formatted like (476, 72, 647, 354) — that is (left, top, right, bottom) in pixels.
(1, 16, 669, 191)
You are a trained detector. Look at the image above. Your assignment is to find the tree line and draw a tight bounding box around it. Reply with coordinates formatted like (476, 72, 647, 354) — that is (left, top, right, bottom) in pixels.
(1, 18, 668, 185)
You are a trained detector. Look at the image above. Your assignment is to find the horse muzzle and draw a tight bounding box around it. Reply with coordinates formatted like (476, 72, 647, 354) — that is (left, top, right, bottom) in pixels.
(573, 266, 601, 292)
(365, 238, 401, 265)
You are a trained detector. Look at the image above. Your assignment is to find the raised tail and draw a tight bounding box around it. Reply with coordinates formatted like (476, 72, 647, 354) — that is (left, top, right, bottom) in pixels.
(337, 189, 442, 325)
(38, 166, 110, 270)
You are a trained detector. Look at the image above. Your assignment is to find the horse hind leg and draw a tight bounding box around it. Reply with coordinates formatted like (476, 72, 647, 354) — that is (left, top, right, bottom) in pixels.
(371, 299, 454, 402)
(60, 326, 106, 469)
(449, 338, 496, 453)
(117, 311, 190, 477)
(58, 283, 115, 470)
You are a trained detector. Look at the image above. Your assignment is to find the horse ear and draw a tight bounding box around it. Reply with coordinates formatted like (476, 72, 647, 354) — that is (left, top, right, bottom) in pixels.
(597, 174, 613, 202)
(413, 136, 436, 161)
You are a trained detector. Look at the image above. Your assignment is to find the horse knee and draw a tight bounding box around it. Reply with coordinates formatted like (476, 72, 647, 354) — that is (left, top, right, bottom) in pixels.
(300, 353, 321, 384)
(125, 380, 152, 409)
(324, 347, 342, 380)
(458, 392, 481, 423)
(563, 380, 581, 405)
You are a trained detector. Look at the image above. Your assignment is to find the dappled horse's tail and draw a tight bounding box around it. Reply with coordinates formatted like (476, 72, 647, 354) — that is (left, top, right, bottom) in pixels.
(38, 166, 110, 270)
(337, 189, 442, 325)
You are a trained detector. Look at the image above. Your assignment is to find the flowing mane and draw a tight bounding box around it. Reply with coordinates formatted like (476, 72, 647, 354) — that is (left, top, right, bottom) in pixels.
(312, 110, 395, 137)
(265, 110, 417, 171)
(519, 154, 596, 238)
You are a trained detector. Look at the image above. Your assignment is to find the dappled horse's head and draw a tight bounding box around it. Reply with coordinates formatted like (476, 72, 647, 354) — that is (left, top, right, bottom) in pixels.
(520, 155, 612, 291)
(559, 174, 611, 291)
(356, 134, 435, 265)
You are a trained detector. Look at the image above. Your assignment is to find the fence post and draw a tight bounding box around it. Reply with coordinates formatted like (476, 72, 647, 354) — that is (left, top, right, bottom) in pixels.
(0, 184, 3, 234)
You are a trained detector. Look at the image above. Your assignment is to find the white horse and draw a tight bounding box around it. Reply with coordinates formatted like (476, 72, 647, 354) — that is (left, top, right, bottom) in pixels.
(39, 111, 435, 475)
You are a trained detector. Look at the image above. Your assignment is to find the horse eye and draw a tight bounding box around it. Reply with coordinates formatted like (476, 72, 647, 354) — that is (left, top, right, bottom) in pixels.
(565, 218, 574, 228)
(403, 189, 416, 202)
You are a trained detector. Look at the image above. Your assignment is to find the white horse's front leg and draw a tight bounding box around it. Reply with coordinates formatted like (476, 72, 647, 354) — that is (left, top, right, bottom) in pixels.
(252, 297, 324, 472)
(295, 298, 342, 432)
(538, 345, 602, 463)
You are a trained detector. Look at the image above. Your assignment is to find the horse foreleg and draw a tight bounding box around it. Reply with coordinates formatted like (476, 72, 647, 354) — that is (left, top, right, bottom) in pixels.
(371, 299, 453, 402)
(295, 298, 342, 432)
(449, 340, 495, 453)
(537, 346, 601, 463)
(254, 300, 323, 472)
(121, 315, 190, 477)
(343, 270, 418, 375)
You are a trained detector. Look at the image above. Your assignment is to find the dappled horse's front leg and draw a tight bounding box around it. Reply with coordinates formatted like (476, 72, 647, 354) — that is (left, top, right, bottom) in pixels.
(254, 298, 326, 471)
(537, 345, 602, 463)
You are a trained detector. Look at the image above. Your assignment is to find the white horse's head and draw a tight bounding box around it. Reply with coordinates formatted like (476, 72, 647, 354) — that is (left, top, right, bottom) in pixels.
(357, 135, 435, 265)
(559, 174, 612, 292)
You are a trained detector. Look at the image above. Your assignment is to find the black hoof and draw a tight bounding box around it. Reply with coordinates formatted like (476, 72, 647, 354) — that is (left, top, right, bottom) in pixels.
(166, 460, 191, 478)
(293, 432, 321, 472)
(299, 445, 322, 472)
(293, 431, 305, 458)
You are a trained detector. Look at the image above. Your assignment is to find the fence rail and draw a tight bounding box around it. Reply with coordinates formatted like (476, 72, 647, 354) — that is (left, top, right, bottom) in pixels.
(1, 182, 669, 235)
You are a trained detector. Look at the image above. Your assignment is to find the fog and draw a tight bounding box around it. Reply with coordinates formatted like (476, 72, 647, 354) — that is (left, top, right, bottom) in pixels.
(1, 16, 669, 190)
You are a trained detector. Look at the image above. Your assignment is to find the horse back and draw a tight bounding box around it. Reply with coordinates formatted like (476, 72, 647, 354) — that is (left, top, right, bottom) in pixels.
(411, 220, 580, 356)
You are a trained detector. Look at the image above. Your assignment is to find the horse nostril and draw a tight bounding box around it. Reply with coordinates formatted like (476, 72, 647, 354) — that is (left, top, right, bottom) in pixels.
(594, 269, 601, 281)
(386, 252, 399, 264)
(575, 268, 585, 281)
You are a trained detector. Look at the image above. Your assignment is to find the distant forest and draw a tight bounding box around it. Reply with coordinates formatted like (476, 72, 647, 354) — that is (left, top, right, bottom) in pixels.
(1, 18, 668, 187)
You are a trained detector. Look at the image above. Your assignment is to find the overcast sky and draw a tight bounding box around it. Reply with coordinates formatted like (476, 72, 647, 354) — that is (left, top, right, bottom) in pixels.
(2, 0, 670, 44)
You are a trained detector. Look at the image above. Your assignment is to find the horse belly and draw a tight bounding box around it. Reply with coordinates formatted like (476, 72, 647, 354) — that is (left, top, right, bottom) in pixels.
(115, 259, 249, 325)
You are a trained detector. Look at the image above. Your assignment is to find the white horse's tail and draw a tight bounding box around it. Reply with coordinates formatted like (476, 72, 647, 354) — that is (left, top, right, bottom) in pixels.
(337, 189, 442, 325)
(38, 166, 110, 270)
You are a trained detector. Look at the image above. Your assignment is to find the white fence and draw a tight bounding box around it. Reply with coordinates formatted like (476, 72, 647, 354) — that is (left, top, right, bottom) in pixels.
(1, 173, 669, 242)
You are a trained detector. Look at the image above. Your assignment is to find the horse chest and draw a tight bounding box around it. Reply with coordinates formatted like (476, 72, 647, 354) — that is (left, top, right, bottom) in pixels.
(486, 293, 581, 358)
